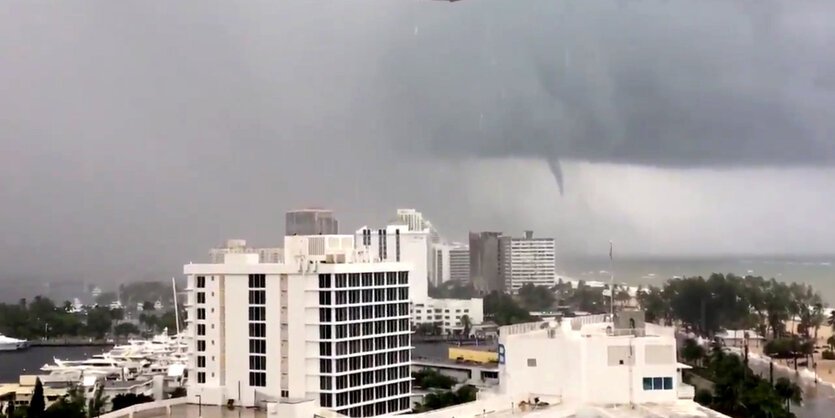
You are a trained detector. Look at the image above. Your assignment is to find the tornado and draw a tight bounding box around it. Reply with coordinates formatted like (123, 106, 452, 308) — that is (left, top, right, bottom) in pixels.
(547, 159, 565, 196)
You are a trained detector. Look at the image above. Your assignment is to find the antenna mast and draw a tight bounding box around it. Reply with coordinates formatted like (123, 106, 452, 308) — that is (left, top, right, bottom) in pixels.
(172, 277, 181, 336)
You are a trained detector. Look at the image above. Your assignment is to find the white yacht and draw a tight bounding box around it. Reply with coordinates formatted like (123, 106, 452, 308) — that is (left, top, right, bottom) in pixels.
(0, 333, 28, 351)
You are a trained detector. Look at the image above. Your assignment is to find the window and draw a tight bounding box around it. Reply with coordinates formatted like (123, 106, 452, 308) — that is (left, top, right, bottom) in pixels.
(643, 377, 674, 390)
(249, 339, 266, 354)
(527, 358, 537, 367)
(249, 290, 266, 305)
(198, 356, 206, 368)
(197, 340, 206, 351)
(249, 372, 266, 387)
(249, 355, 267, 370)
(281, 390, 289, 398)
(249, 306, 266, 321)
(197, 372, 206, 384)
(249, 323, 266, 338)
(197, 276, 205, 288)
(197, 292, 206, 304)
(248, 274, 266, 288)
(197, 324, 206, 336)
(197, 308, 205, 320)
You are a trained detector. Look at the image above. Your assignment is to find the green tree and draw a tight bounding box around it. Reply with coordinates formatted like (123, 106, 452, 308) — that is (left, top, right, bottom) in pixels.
(142, 301, 155, 312)
(28, 378, 45, 418)
(517, 284, 554, 311)
(681, 338, 706, 367)
(774, 377, 802, 412)
(114, 322, 140, 337)
(85, 307, 113, 339)
(460, 314, 472, 338)
(87, 385, 108, 417)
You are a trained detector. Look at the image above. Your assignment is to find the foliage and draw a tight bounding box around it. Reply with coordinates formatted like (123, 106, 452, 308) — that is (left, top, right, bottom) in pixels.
(111, 394, 153, 412)
(429, 283, 478, 299)
(28, 378, 44, 418)
(138, 310, 180, 334)
(412, 369, 457, 390)
(822, 350, 835, 360)
(638, 274, 822, 340)
(517, 284, 555, 311)
(413, 385, 477, 412)
(681, 338, 707, 367)
(694, 389, 713, 405)
(114, 322, 140, 337)
(484, 292, 532, 326)
(413, 322, 443, 337)
(692, 343, 801, 418)
(87, 385, 108, 417)
(460, 314, 472, 337)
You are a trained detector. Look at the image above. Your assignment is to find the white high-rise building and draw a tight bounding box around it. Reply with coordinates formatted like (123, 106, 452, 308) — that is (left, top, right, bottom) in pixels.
(500, 230, 556, 293)
(184, 235, 413, 417)
(430, 243, 451, 287)
(355, 224, 429, 304)
(395, 209, 426, 232)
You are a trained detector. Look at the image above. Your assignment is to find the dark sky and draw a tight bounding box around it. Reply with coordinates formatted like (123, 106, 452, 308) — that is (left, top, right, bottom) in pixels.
(1, 0, 834, 286)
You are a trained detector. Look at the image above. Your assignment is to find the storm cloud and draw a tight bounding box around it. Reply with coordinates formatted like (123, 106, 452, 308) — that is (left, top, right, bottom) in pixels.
(382, 0, 835, 169)
(1, 0, 834, 289)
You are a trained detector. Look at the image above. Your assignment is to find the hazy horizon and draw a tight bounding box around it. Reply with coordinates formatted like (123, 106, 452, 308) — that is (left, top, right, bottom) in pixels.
(2, 0, 835, 286)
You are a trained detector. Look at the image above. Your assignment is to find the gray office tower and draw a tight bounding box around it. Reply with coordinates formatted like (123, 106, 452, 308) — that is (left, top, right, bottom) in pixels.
(469, 231, 503, 294)
(285, 208, 339, 236)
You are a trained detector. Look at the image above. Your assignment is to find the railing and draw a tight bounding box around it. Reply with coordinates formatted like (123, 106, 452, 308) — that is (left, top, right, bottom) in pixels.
(97, 397, 186, 418)
(498, 321, 544, 337)
(570, 314, 609, 330)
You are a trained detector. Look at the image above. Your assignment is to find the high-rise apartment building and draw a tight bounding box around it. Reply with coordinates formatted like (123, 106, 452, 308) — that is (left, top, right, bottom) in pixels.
(448, 244, 470, 283)
(469, 232, 503, 293)
(500, 230, 556, 293)
(285, 208, 339, 236)
(184, 235, 412, 417)
(355, 224, 429, 303)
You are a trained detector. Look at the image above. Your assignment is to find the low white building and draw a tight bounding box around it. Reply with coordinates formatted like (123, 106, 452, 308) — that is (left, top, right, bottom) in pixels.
(184, 235, 413, 417)
(499, 311, 695, 405)
(411, 298, 483, 335)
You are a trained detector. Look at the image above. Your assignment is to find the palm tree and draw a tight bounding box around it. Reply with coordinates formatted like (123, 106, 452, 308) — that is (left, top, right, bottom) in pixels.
(828, 335, 835, 351)
(460, 315, 472, 338)
(828, 310, 835, 331)
(812, 303, 825, 342)
(774, 377, 802, 412)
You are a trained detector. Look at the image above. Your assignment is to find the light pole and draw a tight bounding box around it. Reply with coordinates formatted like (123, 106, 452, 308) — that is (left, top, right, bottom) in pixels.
(196, 394, 202, 417)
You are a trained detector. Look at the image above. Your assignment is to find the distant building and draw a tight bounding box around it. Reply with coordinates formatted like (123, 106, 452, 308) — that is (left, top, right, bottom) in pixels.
(500, 230, 556, 293)
(285, 208, 338, 236)
(209, 239, 283, 264)
(469, 232, 503, 293)
(395, 209, 426, 232)
(430, 242, 469, 286)
(411, 298, 483, 335)
(448, 244, 470, 283)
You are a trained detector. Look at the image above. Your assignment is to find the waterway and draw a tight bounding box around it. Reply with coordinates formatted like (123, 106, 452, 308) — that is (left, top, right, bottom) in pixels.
(0, 345, 110, 382)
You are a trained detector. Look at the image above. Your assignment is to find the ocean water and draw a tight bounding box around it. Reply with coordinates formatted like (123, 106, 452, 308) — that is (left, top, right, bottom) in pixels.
(559, 255, 835, 303)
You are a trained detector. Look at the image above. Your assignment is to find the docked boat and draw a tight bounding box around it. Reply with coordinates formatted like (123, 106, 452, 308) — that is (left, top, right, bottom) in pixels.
(0, 333, 28, 351)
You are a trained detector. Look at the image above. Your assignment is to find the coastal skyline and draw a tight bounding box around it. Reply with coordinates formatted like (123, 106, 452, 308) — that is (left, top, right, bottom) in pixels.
(2, 0, 835, 285)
